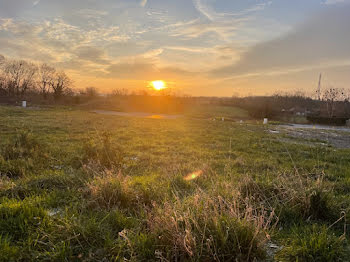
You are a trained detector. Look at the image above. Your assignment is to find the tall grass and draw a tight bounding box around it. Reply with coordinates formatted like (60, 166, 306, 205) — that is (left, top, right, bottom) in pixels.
(148, 192, 274, 261)
(0, 130, 47, 178)
(82, 131, 124, 170)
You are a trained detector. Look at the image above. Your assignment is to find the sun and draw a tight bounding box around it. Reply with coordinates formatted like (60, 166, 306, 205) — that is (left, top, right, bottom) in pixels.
(151, 80, 167, 91)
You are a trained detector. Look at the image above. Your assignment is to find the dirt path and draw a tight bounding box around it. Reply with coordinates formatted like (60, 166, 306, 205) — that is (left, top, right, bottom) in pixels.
(278, 124, 350, 149)
(282, 124, 350, 132)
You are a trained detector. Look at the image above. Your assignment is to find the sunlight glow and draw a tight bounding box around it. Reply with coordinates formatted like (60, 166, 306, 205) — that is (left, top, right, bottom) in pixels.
(151, 80, 167, 91)
(148, 115, 165, 119)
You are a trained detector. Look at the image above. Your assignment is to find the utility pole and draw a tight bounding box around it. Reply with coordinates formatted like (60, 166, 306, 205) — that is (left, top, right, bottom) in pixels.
(316, 73, 322, 101)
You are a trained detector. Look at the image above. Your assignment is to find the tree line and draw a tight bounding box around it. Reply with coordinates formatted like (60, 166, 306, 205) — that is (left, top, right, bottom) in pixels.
(0, 55, 72, 100)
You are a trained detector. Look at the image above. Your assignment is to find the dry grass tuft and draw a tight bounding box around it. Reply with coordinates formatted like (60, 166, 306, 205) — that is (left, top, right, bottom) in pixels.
(86, 170, 133, 210)
(148, 190, 275, 261)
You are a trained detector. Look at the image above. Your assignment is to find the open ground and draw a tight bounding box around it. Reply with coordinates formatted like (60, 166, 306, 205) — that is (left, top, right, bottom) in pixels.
(1, 105, 350, 261)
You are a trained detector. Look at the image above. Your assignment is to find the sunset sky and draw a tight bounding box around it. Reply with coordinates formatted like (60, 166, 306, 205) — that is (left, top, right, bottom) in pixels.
(0, 0, 349, 96)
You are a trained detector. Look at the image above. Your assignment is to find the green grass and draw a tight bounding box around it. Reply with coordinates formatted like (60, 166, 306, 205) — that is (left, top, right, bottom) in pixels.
(185, 105, 249, 120)
(0, 105, 350, 261)
(276, 225, 349, 261)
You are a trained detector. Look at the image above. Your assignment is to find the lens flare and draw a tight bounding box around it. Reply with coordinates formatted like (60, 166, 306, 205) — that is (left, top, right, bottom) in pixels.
(184, 170, 203, 181)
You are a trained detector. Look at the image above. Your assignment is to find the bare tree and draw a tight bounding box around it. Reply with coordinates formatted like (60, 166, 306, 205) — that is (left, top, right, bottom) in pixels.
(3, 60, 38, 97)
(50, 71, 72, 100)
(21, 62, 37, 97)
(0, 54, 5, 67)
(85, 86, 98, 97)
(3, 60, 20, 96)
(38, 63, 56, 99)
(0, 55, 6, 93)
(111, 88, 129, 97)
(0, 56, 78, 102)
(323, 87, 345, 118)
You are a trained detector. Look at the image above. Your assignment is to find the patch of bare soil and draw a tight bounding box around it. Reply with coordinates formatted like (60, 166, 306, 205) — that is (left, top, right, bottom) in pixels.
(279, 125, 350, 149)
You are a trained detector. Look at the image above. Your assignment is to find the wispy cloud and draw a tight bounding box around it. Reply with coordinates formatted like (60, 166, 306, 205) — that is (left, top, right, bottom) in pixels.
(33, 0, 40, 6)
(210, 5, 350, 79)
(192, 0, 272, 21)
(140, 0, 147, 7)
(0, 0, 349, 95)
(324, 0, 348, 4)
(192, 0, 215, 21)
(0, 17, 129, 67)
(185, 0, 276, 42)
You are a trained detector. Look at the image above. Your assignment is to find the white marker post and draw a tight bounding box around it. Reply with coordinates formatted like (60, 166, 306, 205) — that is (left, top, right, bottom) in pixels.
(263, 118, 268, 125)
(22, 101, 27, 108)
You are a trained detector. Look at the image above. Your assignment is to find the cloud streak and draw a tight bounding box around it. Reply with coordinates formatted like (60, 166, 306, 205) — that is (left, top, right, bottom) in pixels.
(0, 0, 349, 95)
(210, 5, 350, 79)
(324, 0, 349, 4)
(140, 0, 147, 7)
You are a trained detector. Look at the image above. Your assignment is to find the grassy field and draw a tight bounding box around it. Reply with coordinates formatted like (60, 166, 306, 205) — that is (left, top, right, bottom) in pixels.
(185, 105, 250, 120)
(1, 105, 350, 261)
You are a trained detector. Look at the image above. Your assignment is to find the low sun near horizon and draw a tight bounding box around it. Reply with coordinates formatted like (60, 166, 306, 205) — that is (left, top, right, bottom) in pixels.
(151, 80, 167, 91)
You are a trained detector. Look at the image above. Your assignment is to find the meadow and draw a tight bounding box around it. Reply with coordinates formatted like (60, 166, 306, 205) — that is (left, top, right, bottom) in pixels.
(1, 105, 350, 261)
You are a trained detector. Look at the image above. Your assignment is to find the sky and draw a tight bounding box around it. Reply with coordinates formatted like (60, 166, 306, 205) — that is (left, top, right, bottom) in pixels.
(0, 0, 349, 96)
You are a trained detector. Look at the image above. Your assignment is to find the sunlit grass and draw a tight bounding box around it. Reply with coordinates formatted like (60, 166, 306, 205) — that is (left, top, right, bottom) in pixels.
(0, 105, 350, 261)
